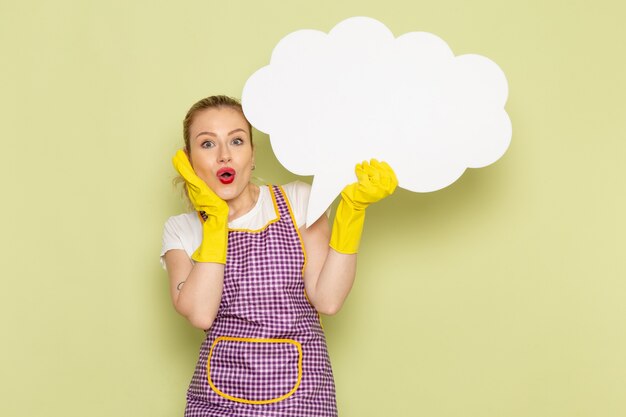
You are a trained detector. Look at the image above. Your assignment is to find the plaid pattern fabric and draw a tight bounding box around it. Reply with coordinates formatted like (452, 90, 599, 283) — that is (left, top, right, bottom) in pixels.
(185, 186, 337, 417)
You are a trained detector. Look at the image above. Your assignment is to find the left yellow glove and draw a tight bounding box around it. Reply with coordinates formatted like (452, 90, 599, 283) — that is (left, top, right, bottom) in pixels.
(329, 159, 398, 254)
(172, 150, 230, 264)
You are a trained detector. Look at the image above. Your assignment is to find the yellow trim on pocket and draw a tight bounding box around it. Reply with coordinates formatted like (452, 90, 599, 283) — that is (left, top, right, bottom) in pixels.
(207, 336, 303, 405)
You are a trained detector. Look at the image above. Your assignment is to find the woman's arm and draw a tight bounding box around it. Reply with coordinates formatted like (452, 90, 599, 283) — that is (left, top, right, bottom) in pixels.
(300, 159, 397, 315)
(164, 250, 225, 330)
(300, 216, 357, 316)
(165, 151, 230, 330)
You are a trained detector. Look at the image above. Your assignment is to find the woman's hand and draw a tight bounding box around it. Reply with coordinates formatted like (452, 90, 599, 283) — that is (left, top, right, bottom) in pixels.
(172, 150, 229, 264)
(329, 159, 398, 254)
(172, 149, 229, 220)
(341, 159, 398, 210)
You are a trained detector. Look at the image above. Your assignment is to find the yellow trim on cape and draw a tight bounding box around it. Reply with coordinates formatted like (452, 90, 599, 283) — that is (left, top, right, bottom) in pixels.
(277, 185, 323, 327)
(277, 185, 308, 275)
(227, 185, 280, 233)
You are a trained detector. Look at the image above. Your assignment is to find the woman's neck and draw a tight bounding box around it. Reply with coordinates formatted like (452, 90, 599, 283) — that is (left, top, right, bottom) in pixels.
(227, 183, 260, 222)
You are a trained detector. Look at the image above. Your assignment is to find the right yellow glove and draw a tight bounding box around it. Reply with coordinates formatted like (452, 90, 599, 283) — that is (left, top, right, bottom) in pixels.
(172, 150, 230, 264)
(329, 159, 398, 254)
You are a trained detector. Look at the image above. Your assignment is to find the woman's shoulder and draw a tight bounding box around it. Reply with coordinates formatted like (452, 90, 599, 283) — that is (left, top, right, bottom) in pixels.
(280, 180, 311, 201)
(160, 212, 202, 268)
(162, 212, 202, 242)
(164, 211, 200, 230)
(278, 181, 312, 228)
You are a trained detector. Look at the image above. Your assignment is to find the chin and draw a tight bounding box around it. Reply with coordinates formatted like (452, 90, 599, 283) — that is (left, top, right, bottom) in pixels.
(216, 184, 241, 201)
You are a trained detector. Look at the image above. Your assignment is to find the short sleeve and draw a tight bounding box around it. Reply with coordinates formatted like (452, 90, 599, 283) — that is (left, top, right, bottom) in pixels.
(282, 181, 330, 229)
(159, 213, 202, 270)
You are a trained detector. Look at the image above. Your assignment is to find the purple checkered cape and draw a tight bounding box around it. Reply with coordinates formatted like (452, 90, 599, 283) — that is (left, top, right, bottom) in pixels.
(185, 185, 337, 417)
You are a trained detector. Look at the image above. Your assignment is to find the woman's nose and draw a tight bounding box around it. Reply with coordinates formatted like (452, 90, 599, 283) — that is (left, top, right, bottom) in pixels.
(219, 149, 232, 163)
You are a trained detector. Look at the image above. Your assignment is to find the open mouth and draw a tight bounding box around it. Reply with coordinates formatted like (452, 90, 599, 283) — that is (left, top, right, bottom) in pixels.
(217, 167, 236, 184)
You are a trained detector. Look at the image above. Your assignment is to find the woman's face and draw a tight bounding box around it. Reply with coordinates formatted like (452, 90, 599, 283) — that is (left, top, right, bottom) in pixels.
(188, 107, 255, 202)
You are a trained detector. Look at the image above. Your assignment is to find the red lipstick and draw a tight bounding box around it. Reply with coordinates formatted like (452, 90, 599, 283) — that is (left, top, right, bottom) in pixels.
(217, 167, 236, 184)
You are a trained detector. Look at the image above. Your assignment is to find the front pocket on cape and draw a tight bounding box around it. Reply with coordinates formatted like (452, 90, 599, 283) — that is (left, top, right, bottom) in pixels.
(207, 336, 303, 404)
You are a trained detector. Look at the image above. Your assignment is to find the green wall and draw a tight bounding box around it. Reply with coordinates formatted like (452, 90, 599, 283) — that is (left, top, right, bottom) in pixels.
(1, 1, 625, 416)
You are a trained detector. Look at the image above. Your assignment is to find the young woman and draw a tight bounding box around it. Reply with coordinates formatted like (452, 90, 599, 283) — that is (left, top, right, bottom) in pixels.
(161, 95, 397, 416)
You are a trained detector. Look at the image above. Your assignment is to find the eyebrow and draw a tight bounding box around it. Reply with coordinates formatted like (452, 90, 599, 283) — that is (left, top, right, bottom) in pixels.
(195, 128, 247, 139)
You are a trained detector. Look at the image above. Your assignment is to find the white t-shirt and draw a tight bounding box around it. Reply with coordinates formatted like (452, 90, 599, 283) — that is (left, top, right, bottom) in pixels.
(160, 181, 316, 270)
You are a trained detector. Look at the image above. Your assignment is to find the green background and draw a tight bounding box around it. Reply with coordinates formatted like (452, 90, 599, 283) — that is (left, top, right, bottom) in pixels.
(1, 0, 625, 416)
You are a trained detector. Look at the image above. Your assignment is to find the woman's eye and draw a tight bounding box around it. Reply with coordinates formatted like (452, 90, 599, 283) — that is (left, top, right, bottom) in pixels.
(232, 137, 244, 146)
(201, 140, 215, 149)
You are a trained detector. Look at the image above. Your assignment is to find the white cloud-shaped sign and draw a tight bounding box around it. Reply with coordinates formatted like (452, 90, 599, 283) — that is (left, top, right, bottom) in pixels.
(242, 16, 511, 226)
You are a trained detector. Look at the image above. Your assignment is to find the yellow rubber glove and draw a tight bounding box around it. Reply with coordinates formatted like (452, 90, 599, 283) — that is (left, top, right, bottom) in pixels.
(172, 150, 229, 264)
(329, 159, 398, 254)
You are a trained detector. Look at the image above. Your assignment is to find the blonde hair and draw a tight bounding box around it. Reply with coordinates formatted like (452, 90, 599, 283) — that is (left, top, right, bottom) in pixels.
(174, 95, 254, 209)
(183, 95, 253, 154)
